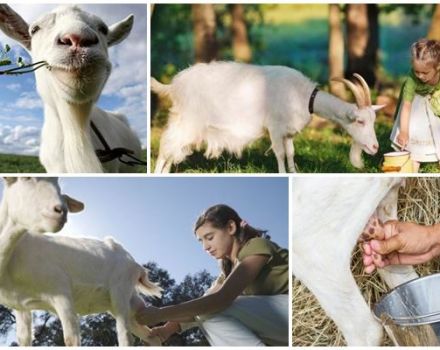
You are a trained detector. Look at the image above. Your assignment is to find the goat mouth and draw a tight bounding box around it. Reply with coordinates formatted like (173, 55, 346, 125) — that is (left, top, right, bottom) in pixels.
(363, 145, 378, 155)
(42, 213, 66, 223)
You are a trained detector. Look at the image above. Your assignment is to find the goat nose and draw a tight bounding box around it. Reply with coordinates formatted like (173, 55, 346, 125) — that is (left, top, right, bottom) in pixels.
(58, 33, 98, 48)
(372, 144, 379, 151)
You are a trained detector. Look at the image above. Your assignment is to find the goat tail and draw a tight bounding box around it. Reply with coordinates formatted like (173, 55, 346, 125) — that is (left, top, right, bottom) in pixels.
(137, 267, 163, 298)
(151, 77, 171, 98)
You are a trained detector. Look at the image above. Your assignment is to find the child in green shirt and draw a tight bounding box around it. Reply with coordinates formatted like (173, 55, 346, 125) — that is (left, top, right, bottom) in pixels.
(390, 39, 440, 172)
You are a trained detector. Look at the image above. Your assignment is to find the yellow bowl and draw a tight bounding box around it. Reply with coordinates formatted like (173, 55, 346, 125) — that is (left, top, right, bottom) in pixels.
(382, 151, 414, 173)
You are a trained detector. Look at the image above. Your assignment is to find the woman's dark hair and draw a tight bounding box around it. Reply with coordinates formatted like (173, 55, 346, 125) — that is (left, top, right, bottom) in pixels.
(194, 204, 269, 277)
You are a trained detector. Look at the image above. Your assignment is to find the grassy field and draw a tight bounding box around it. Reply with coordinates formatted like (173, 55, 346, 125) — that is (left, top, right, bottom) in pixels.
(0, 153, 45, 173)
(0, 150, 148, 173)
(150, 115, 440, 174)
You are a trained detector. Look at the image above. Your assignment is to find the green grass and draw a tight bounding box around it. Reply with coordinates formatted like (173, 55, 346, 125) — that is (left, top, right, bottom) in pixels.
(0, 153, 45, 173)
(0, 149, 148, 173)
(150, 116, 440, 173)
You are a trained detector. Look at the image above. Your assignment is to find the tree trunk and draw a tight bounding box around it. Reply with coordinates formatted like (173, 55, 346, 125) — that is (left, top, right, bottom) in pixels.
(328, 4, 346, 99)
(192, 4, 218, 63)
(428, 4, 440, 40)
(230, 4, 252, 62)
(345, 4, 379, 87)
(150, 4, 155, 18)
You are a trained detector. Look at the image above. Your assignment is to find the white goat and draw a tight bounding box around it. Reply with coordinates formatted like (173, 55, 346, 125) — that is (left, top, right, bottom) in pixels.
(152, 61, 384, 173)
(0, 177, 161, 346)
(0, 5, 143, 173)
(292, 177, 418, 345)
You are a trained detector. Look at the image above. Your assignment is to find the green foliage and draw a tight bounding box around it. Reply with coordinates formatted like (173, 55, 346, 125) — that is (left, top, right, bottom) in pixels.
(380, 4, 435, 25)
(151, 4, 265, 83)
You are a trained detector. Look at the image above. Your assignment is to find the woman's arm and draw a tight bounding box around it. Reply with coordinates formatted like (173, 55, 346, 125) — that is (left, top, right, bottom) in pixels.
(397, 100, 411, 149)
(136, 254, 269, 326)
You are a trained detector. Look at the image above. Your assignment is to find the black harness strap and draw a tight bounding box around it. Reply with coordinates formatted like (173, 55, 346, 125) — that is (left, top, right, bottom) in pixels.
(308, 87, 319, 114)
(91, 121, 147, 166)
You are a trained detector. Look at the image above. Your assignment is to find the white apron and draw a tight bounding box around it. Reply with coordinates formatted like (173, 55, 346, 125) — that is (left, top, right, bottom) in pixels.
(390, 94, 440, 162)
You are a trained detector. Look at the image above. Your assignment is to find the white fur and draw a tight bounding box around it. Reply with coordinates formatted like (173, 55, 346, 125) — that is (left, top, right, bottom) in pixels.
(0, 5, 142, 173)
(0, 177, 162, 346)
(292, 177, 418, 345)
(152, 61, 381, 173)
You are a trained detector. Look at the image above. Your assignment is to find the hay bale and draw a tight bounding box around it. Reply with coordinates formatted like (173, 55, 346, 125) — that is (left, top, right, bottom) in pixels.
(293, 178, 440, 346)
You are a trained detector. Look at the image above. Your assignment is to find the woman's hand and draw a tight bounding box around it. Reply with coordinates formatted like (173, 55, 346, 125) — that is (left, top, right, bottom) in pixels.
(396, 131, 409, 150)
(362, 221, 440, 272)
(136, 306, 161, 326)
(150, 322, 181, 343)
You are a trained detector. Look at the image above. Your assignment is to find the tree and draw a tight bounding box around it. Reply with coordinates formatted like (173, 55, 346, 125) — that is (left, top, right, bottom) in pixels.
(345, 4, 379, 86)
(230, 4, 252, 62)
(328, 4, 346, 99)
(428, 4, 440, 39)
(192, 4, 218, 62)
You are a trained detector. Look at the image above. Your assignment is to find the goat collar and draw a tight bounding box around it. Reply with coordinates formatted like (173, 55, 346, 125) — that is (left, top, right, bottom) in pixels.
(308, 87, 319, 114)
(91, 121, 147, 167)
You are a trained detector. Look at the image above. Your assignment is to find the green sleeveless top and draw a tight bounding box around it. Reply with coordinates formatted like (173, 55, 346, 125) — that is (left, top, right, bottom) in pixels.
(237, 237, 289, 296)
(401, 70, 440, 116)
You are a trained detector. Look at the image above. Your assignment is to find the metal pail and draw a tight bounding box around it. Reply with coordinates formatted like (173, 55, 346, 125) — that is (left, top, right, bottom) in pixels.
(374, 274, 440, 345)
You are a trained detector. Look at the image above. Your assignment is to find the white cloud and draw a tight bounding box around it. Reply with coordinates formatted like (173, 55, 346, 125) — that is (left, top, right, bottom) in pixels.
(5, 83, 21, 92)
(13, 92, 43, 110)
(0, 124, 40, 155)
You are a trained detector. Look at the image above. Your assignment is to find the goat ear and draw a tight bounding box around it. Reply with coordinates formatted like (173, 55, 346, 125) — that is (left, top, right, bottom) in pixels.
(63, 194, 84, 213)
(2, 177, 17, 186)
(107, 14, 133, 47)
(372, 104, 386, 112)
(0, 5, 31, 50)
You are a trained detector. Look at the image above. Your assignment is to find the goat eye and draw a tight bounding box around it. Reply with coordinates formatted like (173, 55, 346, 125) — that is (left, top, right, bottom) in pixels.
(98, 24, 108, 35)
(356, 120, 365, 126)
(30, 25, 40, 35)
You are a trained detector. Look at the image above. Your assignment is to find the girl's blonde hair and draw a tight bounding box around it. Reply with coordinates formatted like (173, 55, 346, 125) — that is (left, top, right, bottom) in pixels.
(411, 38, 440, 66)
(194, 204, 269, 278)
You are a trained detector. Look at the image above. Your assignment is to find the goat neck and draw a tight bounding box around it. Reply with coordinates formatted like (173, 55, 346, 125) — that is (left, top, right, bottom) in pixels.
(0, 198, 27, 276)
(313, 90, 357, 124)
(38, 75, 104, 173)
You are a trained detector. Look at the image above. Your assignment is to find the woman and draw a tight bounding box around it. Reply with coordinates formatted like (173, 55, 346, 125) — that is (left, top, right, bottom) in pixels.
(136, 204, 289, 346)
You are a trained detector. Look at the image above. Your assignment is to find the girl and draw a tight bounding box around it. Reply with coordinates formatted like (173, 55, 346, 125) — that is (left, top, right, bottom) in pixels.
(136, 204, 289, 346)
(391, 39, 440, 172)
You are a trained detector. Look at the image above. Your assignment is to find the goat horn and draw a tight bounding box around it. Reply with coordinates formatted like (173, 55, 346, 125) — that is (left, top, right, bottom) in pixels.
(332, 77, 366, 108)
(353, 73, 372, 106)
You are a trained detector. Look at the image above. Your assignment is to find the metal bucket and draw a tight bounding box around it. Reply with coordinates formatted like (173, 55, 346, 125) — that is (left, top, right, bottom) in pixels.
(374, 274, 440, 345)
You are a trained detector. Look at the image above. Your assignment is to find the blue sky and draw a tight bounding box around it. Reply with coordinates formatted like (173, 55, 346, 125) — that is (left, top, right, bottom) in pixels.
(0, 177, 289, 283)
(0, 4, 148, 155)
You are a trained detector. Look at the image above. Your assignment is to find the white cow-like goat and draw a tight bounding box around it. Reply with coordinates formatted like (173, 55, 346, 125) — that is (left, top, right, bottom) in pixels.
(292, 177, 418, 345)
(0, 5, 143, 173)
(152, 61, 384, 173)
(0, 177, 161, 346)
